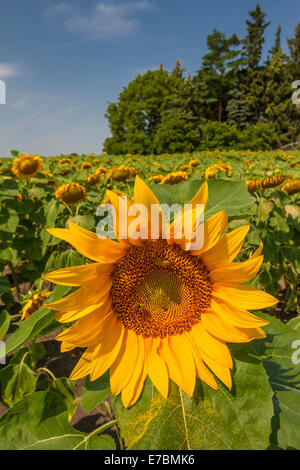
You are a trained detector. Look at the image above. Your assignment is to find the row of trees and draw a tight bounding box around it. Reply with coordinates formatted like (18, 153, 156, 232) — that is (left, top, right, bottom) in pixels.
(103, 4, 300, 154)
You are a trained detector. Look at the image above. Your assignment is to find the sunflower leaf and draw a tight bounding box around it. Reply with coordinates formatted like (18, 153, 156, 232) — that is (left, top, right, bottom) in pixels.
(4, 285, 73, 355)
(0, 391, 116, 450)
(151, 179, 254, 219)
(112, 343, 273, 450)
(81, 371, 110, 412)
(252, 313, 300, 450)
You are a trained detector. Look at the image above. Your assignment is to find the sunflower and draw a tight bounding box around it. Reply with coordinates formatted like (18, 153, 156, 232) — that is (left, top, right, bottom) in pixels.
(12, 154, 43, 178)
(247, 179, 262, 194)
(55, 183, 86, 205)
(281, 179, 300, 195)
(189, 159, 199, 168)
(148, 174, 164, 184)
(86, 173, 103, 187)
(45, 177, 277, 408)
(108, 165, 135, 182)
(160, 171, 188, 185)
(20, 291, 51, 321)
(81, 162, 92, 170)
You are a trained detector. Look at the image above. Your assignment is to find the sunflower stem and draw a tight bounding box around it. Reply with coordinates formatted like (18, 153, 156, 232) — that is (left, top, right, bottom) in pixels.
(37, 367, 56, 381)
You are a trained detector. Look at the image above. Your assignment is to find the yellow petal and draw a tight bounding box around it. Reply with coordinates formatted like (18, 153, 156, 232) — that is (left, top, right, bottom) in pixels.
(54, 294, 111, 323)
(160, 335, 195, 397)
(122, 362, 147, 408)
(250, 242, 263, 259)
(201, 310, 267, 343)
(209, 255, 263, 284)
(55, 304, 113, 346)
(213, 284, 278, 310)
(69, 348, 96, 380)
(89, 317, 125, 381)
(47, 274, 112, 311)
(121, 334, 145, 408)
(110, 328, 139, 396)
(188, 181, 208, 207)
(185, 332, 219, 390)
(147, 337, 169, 399)
(133, 175, 165, 241)
(44, 263, 114, 286)
(201, 225, 250, 267)
(200, 351, 232, 389)
(210, 298, 269, 328)
(169, 181, 208, 245)
(48, 221, 125, 262)
(190, 210, 227, 255)
(189, 322, 233, 368)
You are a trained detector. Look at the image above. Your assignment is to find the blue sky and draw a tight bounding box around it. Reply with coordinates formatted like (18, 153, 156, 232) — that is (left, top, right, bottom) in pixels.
(0, 0, 299, 157)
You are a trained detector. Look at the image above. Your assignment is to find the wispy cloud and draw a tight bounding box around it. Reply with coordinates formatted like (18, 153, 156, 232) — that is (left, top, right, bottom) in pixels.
(11, 96, 32, 108)
(0, 63, 21, 79)
(46, 1, 151, 40)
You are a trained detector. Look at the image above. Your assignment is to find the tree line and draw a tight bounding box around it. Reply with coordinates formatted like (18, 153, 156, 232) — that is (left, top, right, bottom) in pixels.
(103, 4, 300, 154)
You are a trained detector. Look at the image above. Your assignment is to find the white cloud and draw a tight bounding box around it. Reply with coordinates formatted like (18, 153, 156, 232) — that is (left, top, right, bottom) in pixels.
(0, 63, 21, 79)
(47, 1, 151, 39)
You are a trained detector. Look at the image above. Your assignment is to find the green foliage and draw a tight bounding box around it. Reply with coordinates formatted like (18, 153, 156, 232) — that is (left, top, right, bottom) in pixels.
(198, 121, 278, 150)
(113, 343, 274, 450)
(103, 6, 300, 153)
(0, 392, 116, 450)
(103, 69, 183, 154)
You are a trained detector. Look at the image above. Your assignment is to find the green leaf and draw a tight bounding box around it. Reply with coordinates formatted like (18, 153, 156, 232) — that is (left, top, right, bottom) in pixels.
(0, 210, 19, 232)
(0, 179, 19, 196)
(49, 377, 78, 421)
(0, 310, 10, 340)
(0, 247, 19, 263)
(68, 215, 95, 230)
(113, 343, 273, 450)
(0, 277, 11, 295)
(81, 371, 110, 412)
(0, 355, 37, 408)
(4, 285, 73, 355)
(252, 314, 300, 450)
(0, 391, 116, 450)
(151, 179, 254, 219)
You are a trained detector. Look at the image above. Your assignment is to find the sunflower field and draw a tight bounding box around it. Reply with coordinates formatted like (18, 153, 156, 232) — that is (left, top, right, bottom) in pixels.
(0, 149, 299, 451)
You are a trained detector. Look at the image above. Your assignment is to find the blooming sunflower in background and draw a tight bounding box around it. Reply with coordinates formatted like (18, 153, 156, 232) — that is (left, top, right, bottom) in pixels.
(55, 183, 86, 205)
(12, 153, 43, 179)
(20, 291, 51, 321)
(45, 176, 278, 408)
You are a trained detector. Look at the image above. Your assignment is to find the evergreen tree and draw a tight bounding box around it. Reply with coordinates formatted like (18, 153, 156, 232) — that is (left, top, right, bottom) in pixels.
(172, 59, 185, 78)
(194, 29, 242, 122)
(154, 75, 202, 153)
(264, 49, 299, 144)
(269, 25, 282, 57)
(288, 23, 300, 76)
(242, 4, 270, 69)
(226, 80, 252, 129)
(241, 4, 270, 124)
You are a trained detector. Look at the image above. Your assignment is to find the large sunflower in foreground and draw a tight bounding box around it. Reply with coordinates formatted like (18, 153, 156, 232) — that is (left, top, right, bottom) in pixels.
(45, 177, 278, 408)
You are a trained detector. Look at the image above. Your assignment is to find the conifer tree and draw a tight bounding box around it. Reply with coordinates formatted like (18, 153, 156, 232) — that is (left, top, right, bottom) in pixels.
(194, 29, 242, 122)
(264, 49, 298, 144)
(242, 3, 270, 69)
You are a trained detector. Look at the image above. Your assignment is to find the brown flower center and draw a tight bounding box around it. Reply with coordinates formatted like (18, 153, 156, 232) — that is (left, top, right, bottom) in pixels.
(111, 240, 212, 337)
(19, 158, 38, 174)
